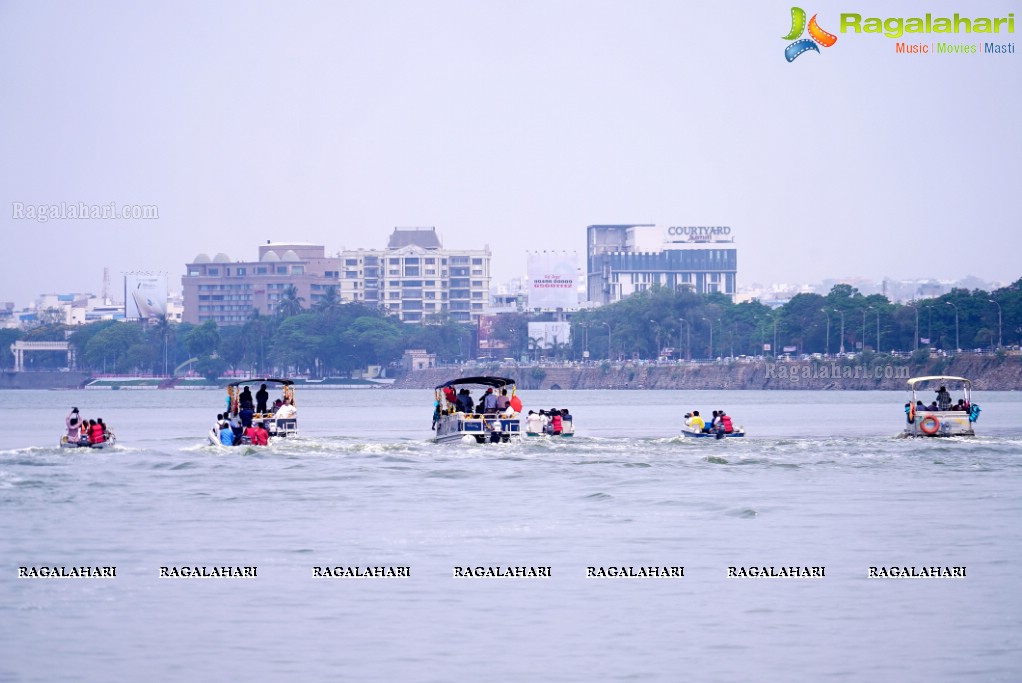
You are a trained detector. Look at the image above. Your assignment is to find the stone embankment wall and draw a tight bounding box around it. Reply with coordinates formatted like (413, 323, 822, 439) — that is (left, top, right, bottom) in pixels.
(0, 371, 90, 390)
(391, 356, 1022, 391)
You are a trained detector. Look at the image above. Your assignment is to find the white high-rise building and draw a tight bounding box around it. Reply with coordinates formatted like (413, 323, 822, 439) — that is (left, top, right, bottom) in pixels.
(338, 227, 491, 324)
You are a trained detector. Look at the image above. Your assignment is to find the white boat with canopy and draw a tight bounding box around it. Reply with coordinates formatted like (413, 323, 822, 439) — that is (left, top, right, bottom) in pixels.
(903, 375, 980, 437)
(433, 376, 522, 444)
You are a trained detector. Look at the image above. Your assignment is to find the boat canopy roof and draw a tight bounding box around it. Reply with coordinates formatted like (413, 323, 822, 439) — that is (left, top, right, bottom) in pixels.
(907, 375, 972, 389)
(226, 378, 295, 388)
(435, 376, 517, 390)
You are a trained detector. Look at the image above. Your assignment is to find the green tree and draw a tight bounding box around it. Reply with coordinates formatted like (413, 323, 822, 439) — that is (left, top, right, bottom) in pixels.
(184, 320, 221, 359)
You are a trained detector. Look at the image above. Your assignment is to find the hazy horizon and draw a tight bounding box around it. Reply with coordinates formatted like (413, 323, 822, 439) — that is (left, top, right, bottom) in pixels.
(2, 1, 1019, 306)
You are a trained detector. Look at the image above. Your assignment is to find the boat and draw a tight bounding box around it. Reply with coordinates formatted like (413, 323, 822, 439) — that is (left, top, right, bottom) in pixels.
(680, 427, 746, 439)
(60, 432, 116, 448)
(60, 409, 116, 448)
(524, 409, 575, 437)
(209, 378, 299, 445)
(433, 376, 523, 444)
(680, 410, 744, 438)
(903, 375, 979, 437)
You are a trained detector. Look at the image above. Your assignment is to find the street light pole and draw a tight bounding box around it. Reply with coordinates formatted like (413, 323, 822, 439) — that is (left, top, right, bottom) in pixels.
(988, 298, 1002, 349)
(862, 308, 869, 352)
(678, 318, 690, 361)
(945, 301, 959, 352)
(875, 308, 881, 352)
(772, 316, 779, 358)
(907, 302, 919, 351)
(602, 322, 612, 361)
(837, 309, 845, 354)
(821, 308, 830, 356)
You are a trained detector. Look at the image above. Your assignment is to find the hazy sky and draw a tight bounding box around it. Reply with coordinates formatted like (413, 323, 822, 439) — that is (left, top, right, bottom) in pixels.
(1, 0, 1019, 306)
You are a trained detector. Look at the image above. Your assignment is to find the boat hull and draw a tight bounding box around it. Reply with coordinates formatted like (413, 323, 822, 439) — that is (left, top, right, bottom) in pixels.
(434, 413, 521, 444)
(903, 411, 975, 437)
(681, 429, 745, 438)
(60, 435, 116, 449)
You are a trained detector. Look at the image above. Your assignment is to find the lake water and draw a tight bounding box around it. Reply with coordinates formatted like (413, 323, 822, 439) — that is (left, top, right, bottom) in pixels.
(2, 389, 1021, 682)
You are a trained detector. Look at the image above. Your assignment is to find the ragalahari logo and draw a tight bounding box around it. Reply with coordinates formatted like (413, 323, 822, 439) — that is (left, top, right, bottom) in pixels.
(783, 7, 838, 61)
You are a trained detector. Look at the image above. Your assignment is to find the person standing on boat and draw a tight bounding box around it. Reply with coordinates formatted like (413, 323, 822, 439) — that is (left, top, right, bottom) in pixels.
(239, 387, 255, 412)
(256, 384, 269, 414)
(456, 389, 474, 413)
(483, 388, 498, 414)
(496, 388, 511, 412)
(936, 386, 952, 411)
(66, 408, 82, 442)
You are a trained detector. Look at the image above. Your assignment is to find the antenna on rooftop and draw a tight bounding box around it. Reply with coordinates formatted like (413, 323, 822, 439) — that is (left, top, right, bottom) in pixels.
(102, 267, 110, 304)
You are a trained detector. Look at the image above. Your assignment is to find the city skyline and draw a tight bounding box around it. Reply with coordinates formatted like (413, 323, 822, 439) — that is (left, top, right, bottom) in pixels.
(1, 2, 1019, 306)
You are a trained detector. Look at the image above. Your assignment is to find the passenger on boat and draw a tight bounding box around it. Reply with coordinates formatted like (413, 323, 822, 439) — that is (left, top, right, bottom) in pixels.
(98, 418, 109, 438)
(549, 409, 563, 435)
(456, 389, 474, 413)
(244, 423, 260, 445)
(275, 398, 297, 419)
(483, 388, 498, 414)
(442, 386, 457, 408)
(926, 401, 938, 411)
(66, 408, 82, 441)
(718, 410, 734, 434)
(229, 412, 243, 445)
(496, 389, 511, 411)
(685, 411, 705, 432)
(219, 416, 234, 446)
(559, 408, 574, 434)
(936, 386, 952, 411)
(240, 406, 255, 428)
(89, 419, 105, 445)
(271, 398, 283, 414)
(239, 387, 255, 412)
(526, 410, 544, 434)
(431, 400, 441, 430)
(256, 384, 269, 413)
(704, 410, 719, 433)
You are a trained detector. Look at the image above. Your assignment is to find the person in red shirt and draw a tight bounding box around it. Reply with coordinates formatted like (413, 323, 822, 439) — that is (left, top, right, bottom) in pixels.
(253, 422, 269, 446)
(88, 419, 105, 445)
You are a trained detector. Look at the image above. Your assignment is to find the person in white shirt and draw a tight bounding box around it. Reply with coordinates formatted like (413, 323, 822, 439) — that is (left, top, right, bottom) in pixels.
(275, 398, 297, 419)
(525, 410, 544, 434)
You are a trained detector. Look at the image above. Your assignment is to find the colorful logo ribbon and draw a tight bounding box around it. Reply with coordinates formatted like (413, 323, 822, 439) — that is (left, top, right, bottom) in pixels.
(783, 7, 837, 62)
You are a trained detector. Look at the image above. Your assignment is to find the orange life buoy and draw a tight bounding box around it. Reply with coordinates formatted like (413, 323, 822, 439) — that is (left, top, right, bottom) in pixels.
(919, 415, 940, 435)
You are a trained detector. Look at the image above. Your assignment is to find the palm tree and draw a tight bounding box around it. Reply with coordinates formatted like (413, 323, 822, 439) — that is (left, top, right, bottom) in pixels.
(528, 336, 544, 362)
(277, 284, 305, 318)
(152, 314, 173, 376)
(313, 285, 341, 313)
